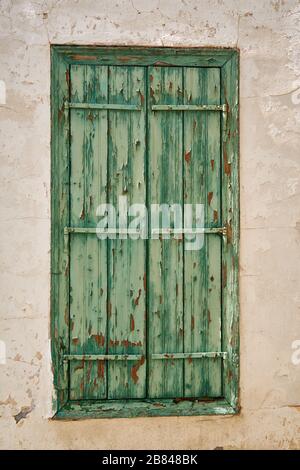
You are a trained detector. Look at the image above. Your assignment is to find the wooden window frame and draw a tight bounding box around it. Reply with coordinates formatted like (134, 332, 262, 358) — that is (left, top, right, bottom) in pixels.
(51, 45, 239, 419)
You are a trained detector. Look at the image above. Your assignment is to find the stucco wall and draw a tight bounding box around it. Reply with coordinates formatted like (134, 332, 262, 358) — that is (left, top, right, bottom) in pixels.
(0, 0, 300, 449)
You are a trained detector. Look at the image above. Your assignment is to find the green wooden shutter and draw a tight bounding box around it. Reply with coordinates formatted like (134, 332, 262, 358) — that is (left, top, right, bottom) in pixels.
(51, 47, 239, 418)
(68, 65, 147, 400)
(148, 66, 222, 398)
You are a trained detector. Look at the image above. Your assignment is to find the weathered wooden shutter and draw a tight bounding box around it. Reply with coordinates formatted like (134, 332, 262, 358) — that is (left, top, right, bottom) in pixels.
(68, 65, 147, 400)
(51, 47, 239, 418)
(148, 66, 222, 398)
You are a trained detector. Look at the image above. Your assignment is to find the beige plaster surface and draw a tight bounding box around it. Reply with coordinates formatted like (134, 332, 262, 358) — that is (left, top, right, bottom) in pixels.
(0, 0, 300, 449)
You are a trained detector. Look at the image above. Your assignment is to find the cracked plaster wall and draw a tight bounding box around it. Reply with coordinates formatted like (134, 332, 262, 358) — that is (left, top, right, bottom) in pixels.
(0, 0, 300, 449)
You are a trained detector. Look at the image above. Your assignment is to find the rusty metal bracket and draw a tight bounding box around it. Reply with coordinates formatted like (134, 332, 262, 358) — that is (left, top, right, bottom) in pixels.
(63, 354, 143, 362)
(65, 102, 141, 111)
(151, 352, 227, 360)
(151, 104, 226, 112)
(151, 227, 227, 236)
(64, 227, 142, 235)
(222, 103, 228, 142)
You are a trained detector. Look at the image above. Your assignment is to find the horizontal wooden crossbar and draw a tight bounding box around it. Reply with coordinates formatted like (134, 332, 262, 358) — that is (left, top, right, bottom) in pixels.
(151, 104, 226, 111)
(66, 102, 141, 111)
(64, 226, 227, 236)
(66, 103, 227, 112)
(64, 227, 141, 235)
(63, 354, 143, 361)
(151, 227, 227, 235)
(152, 352, 227, 360)
(63, 352, 227, 361)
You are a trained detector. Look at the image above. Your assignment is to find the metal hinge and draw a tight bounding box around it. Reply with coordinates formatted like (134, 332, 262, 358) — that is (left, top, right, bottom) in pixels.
(222, 103, 229, 142)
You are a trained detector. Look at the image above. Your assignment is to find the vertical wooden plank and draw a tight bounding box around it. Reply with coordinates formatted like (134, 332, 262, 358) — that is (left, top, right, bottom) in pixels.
(69, 64, 86, 399)
(205, 68, 222, 396)
(148, 67, 184, 398)
(51, 50, 70, 408)
(83, 66, 108, 399)
(183, 68, 207, 397)
(107, 66, 146, 399)
(221, 53, 240, 409)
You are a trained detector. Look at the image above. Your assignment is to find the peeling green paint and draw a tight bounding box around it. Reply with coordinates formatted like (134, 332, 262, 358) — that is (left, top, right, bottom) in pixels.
(51, 46, 239, 418)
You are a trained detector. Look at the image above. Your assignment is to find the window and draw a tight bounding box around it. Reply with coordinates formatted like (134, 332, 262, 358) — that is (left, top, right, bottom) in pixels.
(51, 47, 239, 419)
